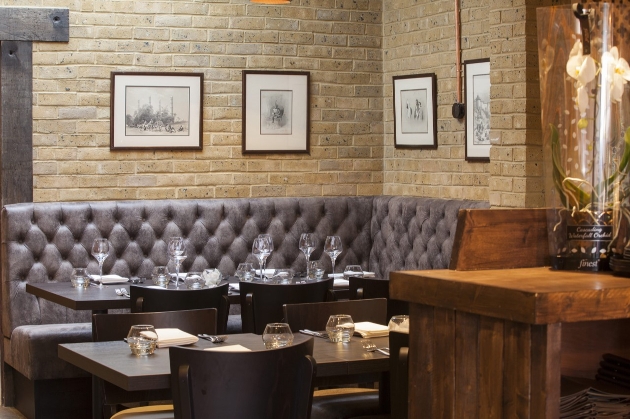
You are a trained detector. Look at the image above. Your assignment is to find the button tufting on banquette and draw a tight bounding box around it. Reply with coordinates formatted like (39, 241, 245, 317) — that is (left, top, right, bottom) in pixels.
(0, 195, 488, 416)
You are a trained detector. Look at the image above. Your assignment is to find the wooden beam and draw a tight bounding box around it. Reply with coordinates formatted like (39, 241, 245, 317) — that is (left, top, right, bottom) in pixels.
(0, 8, 69, 42)
(0, 40, 33, 206)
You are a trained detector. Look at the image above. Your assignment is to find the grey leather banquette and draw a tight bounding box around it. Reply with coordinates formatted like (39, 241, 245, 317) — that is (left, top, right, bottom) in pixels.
(0, 195, 488, 413)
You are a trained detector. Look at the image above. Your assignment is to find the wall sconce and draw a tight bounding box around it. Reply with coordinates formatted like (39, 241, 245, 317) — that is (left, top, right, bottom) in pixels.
(250, 0, 291, 3)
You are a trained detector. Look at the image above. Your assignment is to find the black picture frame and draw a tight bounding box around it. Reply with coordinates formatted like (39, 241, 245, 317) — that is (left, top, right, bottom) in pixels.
(464, 59, 491, 162)
(392, 73, 438, 149)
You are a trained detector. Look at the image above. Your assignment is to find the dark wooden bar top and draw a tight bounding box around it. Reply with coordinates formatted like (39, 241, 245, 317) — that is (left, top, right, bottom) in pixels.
(390, 267, 630, 324)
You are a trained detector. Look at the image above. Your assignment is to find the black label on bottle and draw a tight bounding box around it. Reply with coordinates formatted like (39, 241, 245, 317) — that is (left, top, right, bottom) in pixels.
(566, 225, 613, 242)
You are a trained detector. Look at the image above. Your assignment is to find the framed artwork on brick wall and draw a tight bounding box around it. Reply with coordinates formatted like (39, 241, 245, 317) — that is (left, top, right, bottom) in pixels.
(110, 72, 203, 150)
(242, 70, 310, 154)
(392, 73, 438, 149)
(465, 59, 491, 162)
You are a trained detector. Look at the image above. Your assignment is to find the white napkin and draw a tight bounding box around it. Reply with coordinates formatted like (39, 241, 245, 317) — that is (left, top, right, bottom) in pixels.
(204, 344, 251, 352)
(328, 273, 344, 279)
(93, 274, 129, 284)
(328, 272, 376, 279)
(229, 283, 240, 291)
(153, 328, 198, 348)
(353, 322, 389, 338)
(334, 278, 349, 287)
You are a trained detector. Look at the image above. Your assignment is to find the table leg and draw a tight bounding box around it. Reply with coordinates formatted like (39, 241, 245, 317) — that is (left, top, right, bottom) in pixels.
(92, 376, 104, 419)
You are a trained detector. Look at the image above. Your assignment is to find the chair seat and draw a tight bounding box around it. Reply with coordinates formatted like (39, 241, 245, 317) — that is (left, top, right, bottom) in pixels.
(110, 404, 174, 419)
(311, 388, 382, 419)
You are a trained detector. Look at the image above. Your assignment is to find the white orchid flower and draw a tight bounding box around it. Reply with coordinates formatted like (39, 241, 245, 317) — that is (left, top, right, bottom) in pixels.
(566, 40, 597, 115)
(602, 46, 630, 103)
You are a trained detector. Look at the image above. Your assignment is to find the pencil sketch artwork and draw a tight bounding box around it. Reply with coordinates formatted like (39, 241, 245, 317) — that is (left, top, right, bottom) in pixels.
(472, 73, 491, 145)
(400, 88, 428, 134)
(260, 90, 293, 135)
(125, 86, 191, 136)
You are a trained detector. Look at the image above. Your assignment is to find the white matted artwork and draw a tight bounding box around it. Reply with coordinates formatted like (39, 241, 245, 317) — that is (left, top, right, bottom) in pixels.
(465, 59, 491, 161)
(392, 73, 437, 149)
(110, 72, 203, 150)
(242, 70, 309, 154)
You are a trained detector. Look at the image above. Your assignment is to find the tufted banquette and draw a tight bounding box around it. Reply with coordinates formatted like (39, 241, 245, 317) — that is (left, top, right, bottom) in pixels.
(0, 195, 488, 416)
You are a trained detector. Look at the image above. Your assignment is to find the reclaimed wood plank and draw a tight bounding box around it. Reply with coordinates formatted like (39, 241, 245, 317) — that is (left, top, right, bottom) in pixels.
(409, 303, 434, 419)
(455, 311, 479, 419)
(1, 40, 32, 206)
(531, 323, 561, 419)
(450, 208, 549, 271)
(503, 321, 531, 419)
(433, 306, 455, 419)
(478, 316, 503, 419)
(0, 8, 68, 42)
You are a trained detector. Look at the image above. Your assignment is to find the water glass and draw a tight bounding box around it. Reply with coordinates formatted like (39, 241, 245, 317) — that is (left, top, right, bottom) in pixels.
(326, 314, 355, 343)
(274, 268, 294, 284)
(388, 315, 410, 333)
(343, 265, 364, 279)
(71, 268, 90, 289)
(151, 266, 170, 287)
(262, 323, 294, 349)
(235, 263, 255, 282)
(202, 268, 222, 287)
(307, 261, 325, 280)
(127, 325, 158, 356)
(184, 272, 205, 289)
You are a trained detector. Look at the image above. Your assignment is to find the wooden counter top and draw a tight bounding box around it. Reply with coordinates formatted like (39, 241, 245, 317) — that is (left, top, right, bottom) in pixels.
(390, 267, 630, 324)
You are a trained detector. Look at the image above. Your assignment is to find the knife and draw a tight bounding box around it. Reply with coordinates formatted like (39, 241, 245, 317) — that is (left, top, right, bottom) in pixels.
(299, 329, 328, 339)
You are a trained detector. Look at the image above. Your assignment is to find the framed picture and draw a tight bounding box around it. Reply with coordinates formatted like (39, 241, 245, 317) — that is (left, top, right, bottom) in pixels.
(465, 59, 491, 162)
(242, 70, 310, 154)
(110, 72, 203, 150)
(392, 73, 437, 149)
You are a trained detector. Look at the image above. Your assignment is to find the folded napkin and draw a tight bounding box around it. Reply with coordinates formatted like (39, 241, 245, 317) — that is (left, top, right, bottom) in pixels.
(353, 322, 389, 338)
(204, 344, 251, 352)
(229, 283, 240, 291)
(93, 274, 129, 284)
(153, 328, 198, 348)
(328, 272, 376, 279)
(334, 278, 349, 287)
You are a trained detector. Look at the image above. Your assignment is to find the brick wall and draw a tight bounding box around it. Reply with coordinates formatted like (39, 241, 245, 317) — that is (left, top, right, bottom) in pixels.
(26, 0, 385, 202)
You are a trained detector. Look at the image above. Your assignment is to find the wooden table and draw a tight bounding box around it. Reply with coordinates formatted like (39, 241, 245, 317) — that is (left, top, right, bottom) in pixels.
(59, 333, 390, 417)
(390, 267, 630, 419)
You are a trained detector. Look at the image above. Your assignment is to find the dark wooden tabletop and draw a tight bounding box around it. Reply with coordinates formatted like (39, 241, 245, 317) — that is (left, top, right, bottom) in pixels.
(58, 333, 390, 392)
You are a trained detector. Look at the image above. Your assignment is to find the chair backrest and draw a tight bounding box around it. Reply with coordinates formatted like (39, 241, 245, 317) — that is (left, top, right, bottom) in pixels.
(389, 331, 409, 419)
(92, 308, 218, 342)
(239, 278, 334, 334)
(129, 284, 230, 334)
(170, 335, 316, 419)
(349, 277, 409, 320)
(283, 298, 388, 332)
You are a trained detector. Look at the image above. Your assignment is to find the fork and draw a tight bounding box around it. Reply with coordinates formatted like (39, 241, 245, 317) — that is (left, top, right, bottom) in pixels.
(198, 334, 228, 343)
(361, 340, 389, 356)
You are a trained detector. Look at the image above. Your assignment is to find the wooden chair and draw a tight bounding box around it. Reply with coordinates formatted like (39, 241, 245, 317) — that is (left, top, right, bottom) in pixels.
(348, 277, 408, 320)
(93, 309, 217, 419)
(283, 298, 387, 332)
(170, 335, 316, 419)
(239, 278, 334, 334)
(129, 283, 230, 334)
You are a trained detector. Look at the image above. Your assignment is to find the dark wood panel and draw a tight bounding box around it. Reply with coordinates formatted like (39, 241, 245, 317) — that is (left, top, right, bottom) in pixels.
(450, 208, 549, 271)
(455, 311, 479, 419)
(1, 40, 32, 206)
(0, 8, 69, 42)
(478, 316, 504, 419)
(503, 321, 531, 419)
(432, 306, 455, 419)
(531, 323, 561, 419)
(409, 303, 434, 419)
(390, 268, 630, 324)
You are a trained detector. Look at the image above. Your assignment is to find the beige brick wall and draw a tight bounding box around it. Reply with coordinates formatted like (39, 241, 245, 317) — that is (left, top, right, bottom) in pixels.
(22, 0, 385, 202)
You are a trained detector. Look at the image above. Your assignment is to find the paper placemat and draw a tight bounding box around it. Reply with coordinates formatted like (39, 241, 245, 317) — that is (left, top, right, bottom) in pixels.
(204, 344, 251, 352)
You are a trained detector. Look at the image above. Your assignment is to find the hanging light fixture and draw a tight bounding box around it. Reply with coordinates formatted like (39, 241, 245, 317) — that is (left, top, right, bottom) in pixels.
(250, 0, 291, 4)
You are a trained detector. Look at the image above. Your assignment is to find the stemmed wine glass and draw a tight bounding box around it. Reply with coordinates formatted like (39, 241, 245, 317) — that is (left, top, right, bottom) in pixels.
(299, 233, 316, 278)
(324, 236, 342, 276)
(252, 236, 272, 280)
(91, 238, 110, 288)
(258, 234, 273, 269)
(168, 237, 186, 289)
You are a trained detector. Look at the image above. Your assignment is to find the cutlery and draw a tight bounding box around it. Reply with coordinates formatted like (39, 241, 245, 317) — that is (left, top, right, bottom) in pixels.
(115, 288, 130, 298)
(299, 329, 328, 339)
(198, 334, 228, 343)
(361, 340, 389, 356)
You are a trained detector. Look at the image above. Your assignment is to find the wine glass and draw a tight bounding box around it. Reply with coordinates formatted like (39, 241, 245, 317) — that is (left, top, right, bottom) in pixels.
(168, 237, 186, 289)
(252, 237, 272, 279)
(91, 238, 109, 288)
(324, 236, 343, 276)
(299, 233, 316, 277)
(258, 234, 273, 272)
